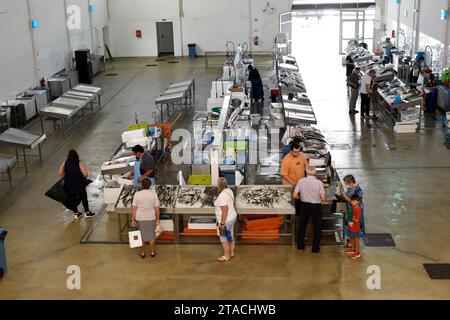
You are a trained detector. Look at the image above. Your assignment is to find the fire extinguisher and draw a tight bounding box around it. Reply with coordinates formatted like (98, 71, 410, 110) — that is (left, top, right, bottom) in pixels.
(253, 36, 259, 46)
(40, 77, 46, 88)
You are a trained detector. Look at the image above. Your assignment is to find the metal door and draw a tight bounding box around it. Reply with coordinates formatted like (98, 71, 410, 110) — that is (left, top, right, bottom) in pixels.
(156, 22, 175, 55)
(279, 12, 292, 54)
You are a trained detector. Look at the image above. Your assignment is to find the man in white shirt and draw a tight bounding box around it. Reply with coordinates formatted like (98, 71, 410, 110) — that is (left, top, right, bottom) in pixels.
(292, 165, 327, 253)
(360, 70, 376, 119)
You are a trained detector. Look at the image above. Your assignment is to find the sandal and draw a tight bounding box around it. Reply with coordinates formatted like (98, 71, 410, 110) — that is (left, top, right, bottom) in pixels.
(139, 253, 146, 259)
(150, 252, 156, 258)
(216, 256, 229, 262)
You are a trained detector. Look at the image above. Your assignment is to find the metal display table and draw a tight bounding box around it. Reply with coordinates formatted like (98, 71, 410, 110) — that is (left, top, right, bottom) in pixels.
(168, 79, 195, 102)
(38, 106, 78, 138)
(155, 92, 191, 124)
(72, 85, 103, 109)
(0, 128, 46, 173)
(63, 91, 97, 113)
(0, 154, 16, 187)
(377, 89, 424, 131)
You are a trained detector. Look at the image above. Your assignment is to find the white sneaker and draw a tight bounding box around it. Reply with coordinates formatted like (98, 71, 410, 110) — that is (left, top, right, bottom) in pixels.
(74, 212, 84, 219)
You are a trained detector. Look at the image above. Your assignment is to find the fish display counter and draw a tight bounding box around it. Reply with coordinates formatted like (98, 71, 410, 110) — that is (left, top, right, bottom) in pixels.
(235, 185, 295, 215)
(173, 185, 218, 214)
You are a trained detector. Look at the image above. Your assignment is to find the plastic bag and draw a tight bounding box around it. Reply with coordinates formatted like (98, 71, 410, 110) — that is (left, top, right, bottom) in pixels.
(45, 178, 69, 204)
(155, 223, 163, 239)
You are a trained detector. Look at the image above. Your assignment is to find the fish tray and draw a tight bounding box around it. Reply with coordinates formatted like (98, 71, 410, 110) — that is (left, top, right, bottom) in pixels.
(235, 185, 295, 215)
(174, 185, 217, 214)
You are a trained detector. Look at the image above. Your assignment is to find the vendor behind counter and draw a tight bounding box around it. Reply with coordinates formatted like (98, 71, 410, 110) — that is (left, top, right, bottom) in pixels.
(422, 69, 438, 113)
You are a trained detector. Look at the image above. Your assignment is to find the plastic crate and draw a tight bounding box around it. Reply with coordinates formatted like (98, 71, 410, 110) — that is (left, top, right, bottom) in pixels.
(188, 175, 212, 185)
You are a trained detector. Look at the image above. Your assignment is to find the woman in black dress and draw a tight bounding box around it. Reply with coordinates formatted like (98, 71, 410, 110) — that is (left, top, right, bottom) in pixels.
(248, 65, 264, 103)
(59, 150, 95, 219)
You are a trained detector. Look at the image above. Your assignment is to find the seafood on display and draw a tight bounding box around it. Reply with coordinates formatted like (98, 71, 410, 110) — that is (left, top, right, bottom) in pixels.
(176, 186, 218, 208)
(154, 185, 178, 208)
(118, 185, 141, 208)
(177, 187, 202, 206)
(201, 187, 218, 207)
(238, 186, 291, 208)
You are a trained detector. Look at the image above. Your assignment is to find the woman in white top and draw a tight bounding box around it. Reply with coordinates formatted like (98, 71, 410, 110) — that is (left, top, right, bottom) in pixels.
(214, 177, 238, 262)
(131, 178, 160, 259)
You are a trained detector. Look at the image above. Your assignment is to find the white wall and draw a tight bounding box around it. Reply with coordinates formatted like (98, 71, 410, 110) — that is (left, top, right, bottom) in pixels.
(108, 0, 182, 57)
(385, 0, 449, 59)
(0, 0, 35, 98)
(0, 0, 109, 99)
(30, 0, 71, 79)
(108, 0, 292, 57)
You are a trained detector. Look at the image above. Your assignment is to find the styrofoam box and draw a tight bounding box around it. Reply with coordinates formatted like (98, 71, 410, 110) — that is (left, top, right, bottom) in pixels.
(121, 129, 146, 143)
(125, 136, 150, 148)
(101, 156, 135, 172)
(160, 220, 174, 232)
(309, 158, 327, 166)
(104, 185, 123, 205)
(118, 175, 133, 186)
(188, 216, 217, 230)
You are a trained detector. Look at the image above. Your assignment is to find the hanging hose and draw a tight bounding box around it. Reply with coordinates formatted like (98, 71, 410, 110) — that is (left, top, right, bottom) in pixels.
(226, 40, 235, 60)
(242, 42, 249, 56)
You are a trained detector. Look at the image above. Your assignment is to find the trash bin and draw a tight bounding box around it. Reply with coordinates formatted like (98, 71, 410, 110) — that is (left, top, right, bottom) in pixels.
(188, 43, 197, 59)
(0, 228, 7, 279)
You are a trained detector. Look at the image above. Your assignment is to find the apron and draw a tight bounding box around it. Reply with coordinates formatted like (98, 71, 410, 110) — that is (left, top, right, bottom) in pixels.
(132, 159, 141, 187)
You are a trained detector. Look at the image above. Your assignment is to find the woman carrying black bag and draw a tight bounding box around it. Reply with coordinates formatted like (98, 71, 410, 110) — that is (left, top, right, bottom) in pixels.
(58, 150, 95, 219)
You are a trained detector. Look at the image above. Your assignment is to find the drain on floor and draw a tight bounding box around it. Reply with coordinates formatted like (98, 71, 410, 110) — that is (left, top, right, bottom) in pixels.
(167, 60, 179, 64)
(363, 234, 396, 247)
(329, 144, 351, 150)
(423, 264, 450, 279)
(105, 73, 118, 76)
(146, 64, 158, 67)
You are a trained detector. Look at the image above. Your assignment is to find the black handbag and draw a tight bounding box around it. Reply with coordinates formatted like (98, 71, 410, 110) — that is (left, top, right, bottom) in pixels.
(45, 178, 69, 204)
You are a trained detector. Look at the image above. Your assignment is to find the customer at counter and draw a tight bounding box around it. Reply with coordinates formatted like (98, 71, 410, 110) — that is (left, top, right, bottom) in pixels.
(360, 69, 376, 119)
(292, 165, 327, 253)
(131, 178, 161, 259)
(369, 79, 380, 121)
(214, 177, 237, 262)
(337, 174, 365, 248)
(347, 67, 361, 114)
(345, 56, 355, 96)
(128, 145, 156, 186)
(423, 69, 437, 113)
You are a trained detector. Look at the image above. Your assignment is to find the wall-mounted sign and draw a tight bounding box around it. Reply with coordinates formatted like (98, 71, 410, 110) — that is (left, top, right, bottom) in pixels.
(89, 4, 95, 12)
(441, 9, 448, 20)
(31, 20, 39, 29)
(136, 30, 142, 38)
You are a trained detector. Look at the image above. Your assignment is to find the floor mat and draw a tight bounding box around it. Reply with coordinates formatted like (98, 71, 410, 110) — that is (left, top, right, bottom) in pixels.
(154, 58, 166, 61)
(363, 234, 396, 247)
(423, 264, 450, 279)
(167, 60, 179, 64)
(146, 64, 158, 67)
(105, 73, 118, 76)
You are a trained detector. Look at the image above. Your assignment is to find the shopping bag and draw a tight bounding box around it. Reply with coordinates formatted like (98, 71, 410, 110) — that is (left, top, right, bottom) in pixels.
(45, 178, 69, 204)
(128, 228, 142, 248)
(155, 223, 163, 239)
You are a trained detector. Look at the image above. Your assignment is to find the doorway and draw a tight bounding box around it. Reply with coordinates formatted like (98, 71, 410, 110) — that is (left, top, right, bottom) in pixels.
(339, 9, 375, 53)
(156, 22, 174, 56)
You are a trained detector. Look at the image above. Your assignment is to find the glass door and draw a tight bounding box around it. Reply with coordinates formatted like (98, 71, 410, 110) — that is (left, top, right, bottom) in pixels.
(280, 12, 292, 54)
(339, 9, 375, 53)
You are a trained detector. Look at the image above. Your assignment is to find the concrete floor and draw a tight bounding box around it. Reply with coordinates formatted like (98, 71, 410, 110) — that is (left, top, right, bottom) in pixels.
(0, 54, 449, 300)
